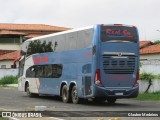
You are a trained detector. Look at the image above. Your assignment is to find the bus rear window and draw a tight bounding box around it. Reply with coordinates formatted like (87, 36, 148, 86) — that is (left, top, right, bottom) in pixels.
(100, 26, 138, 42)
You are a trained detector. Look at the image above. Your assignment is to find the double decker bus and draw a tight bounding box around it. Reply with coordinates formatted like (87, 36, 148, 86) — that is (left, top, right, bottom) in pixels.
(18, 24, 139, 104)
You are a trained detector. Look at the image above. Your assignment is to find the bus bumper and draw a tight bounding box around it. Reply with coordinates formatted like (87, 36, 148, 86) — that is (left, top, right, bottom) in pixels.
(93, 86, 139, 98)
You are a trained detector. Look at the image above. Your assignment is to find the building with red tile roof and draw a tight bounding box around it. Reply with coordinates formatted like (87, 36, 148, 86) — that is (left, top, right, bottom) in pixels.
(139, 41, 160, 75)
(140, 40, 160, 64)
(0, 24, 70, 31)
(140, 44, 160, 55)
(0, 51, 20, 61)
(0, 23, 71, 68)
(0, 51, 20, 68)
(139, 40, 153, 49)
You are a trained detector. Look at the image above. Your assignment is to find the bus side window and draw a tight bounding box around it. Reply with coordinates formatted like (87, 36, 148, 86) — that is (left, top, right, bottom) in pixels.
(26, 66, 35, 78)
(77, 29, 93, 49)
(35, 66, 44, 78)
(82, 64, 91, 74)
(52, 64, 63, 78)
(55, 35, 66, 52)
(44, 65, 53, 78)
(66, 32, 77, 50)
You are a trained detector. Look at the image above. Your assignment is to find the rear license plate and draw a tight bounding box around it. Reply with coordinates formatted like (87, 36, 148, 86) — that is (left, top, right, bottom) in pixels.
(115, 92, 123, 95)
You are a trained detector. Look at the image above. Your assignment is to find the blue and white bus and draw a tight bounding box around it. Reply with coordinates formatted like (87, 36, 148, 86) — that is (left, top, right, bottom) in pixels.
(18, 24, 139, 104)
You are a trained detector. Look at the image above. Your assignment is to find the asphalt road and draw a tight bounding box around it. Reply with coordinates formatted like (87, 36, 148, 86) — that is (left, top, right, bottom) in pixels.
(0, 87, 160, 120)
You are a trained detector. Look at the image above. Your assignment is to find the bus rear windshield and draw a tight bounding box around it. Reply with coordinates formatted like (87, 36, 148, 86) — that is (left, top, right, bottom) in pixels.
(100, 26, 138, 42)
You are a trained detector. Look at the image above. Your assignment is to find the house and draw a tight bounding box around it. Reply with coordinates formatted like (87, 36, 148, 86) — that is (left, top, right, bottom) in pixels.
(139, 40, 153, 49)
(0, 51, 20, 68)
(0, 23, 71, 68)
(140, 40, 160, 74)
(0, 23, 71, 50)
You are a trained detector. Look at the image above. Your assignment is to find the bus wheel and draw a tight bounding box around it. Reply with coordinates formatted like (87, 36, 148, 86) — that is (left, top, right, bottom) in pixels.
(107, 98, 117, 104)
(71, 86, 80, 104)
(62, 85, 70, 103)
(93, 97, 107, 103)
(26, 83, 33, 97)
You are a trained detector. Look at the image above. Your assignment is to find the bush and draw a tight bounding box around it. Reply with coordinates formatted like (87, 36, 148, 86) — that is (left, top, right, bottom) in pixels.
(154, 74, 160, 79)
(0, 75, 18, 85)
(140, 72, 155, 93)
(140, 72, 155, 81)
(154, 40, 160, 45)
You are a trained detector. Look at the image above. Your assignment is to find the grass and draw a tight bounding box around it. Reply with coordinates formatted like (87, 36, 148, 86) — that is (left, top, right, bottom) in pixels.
(0, 117, 8, 120)
(0, 75, 18, 85)
(135, 92, 160, 101)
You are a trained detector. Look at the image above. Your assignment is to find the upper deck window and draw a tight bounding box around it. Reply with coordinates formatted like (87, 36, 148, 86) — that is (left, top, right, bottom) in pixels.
(100, 26, 138, 43)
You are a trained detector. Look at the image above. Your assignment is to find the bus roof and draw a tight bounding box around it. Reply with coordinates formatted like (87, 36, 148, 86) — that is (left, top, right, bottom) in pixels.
(24, 24, 137, 43)
(25, 25, 94, 42)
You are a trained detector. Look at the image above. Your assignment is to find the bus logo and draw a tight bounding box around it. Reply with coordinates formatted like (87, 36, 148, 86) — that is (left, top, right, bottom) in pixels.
(118, 53, 122, 56)
(33, 56, 48, 64)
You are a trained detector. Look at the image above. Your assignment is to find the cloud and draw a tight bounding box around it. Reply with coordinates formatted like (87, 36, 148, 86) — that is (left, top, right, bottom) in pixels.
(0, 0, 160, 40)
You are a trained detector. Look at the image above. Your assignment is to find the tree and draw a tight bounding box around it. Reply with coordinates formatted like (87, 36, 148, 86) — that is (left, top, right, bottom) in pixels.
(140, 72, 154, 93)
(154, 40, 160, 45)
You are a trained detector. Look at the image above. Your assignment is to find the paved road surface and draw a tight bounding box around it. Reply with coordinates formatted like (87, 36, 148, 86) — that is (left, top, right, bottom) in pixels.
(0, 87, 159, 120)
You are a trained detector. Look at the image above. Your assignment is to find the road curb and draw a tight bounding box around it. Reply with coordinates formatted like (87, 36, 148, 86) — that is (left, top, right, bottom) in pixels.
(4, 84, 18, 87)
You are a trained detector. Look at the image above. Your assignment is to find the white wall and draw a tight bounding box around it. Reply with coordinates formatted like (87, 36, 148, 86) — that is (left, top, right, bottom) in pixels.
(139, 79, 160, 93)
(0, 69, 18, 79)
(140, 64, 160, 74)
(140, 54, 160, 74)
(140, 54, 160, 60)
(0, 44, 21, 50)
(139, 54, 160, 93)
(0, 60, 19, 69)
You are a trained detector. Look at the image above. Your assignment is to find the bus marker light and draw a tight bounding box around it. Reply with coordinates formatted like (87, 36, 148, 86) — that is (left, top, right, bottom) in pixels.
(114, 24, 123, 26)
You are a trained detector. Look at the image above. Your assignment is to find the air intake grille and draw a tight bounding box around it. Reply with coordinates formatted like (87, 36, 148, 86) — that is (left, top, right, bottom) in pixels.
(103, 54, 135, 74)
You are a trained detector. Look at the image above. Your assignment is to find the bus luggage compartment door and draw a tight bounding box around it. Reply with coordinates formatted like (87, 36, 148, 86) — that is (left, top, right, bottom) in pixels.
(82, 76, 92, 96)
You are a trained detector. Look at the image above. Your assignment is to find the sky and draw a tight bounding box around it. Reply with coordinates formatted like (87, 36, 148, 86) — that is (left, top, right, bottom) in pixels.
(0, 0, 160, 41)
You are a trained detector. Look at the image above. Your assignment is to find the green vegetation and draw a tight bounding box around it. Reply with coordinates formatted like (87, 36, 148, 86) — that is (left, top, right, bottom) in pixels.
(27, 40, 54, 56)
(154, 74, 160, 79)
(154, 40, 160, 45)
(140, 72, 154, 81)
(136, 92, 160, 101)
(0, 117, 8, 120)
(140, 72, 160, 79)
(140, 72, 155, 93)
(0, 75, 18, 85)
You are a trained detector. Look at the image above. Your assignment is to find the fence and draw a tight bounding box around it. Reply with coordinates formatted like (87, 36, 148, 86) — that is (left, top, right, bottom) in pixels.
(0, 69, 18, 79)
(138, 79, 160, 93)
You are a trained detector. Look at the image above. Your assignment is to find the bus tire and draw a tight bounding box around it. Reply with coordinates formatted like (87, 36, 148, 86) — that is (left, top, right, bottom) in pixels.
(71, 86, 81, 104)
(107, 98, 117, 104)
(93, 97, 107, 103)
(62, 85, 70, 103)
(26, 83, 35, 97)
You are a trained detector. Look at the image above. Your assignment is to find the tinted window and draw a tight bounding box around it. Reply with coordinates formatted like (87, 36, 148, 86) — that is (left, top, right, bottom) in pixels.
(82, 64, 91, 74)
(55, 35, 66, 52)
(26, 40, 54, 56)
(26, 64, 62, 78)
(101, 26, 138, 42)
(66, 32, 77, 50)
(25, 28, 94, 56)
(77, 29, 93, 49)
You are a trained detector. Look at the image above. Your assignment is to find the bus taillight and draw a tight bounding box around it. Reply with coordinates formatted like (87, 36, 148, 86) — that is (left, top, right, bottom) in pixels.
(100, 24, 104, 26)
(132, 26, 137, 28)
(134, 70, 139, 87)
(94, 69, 103, 87)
